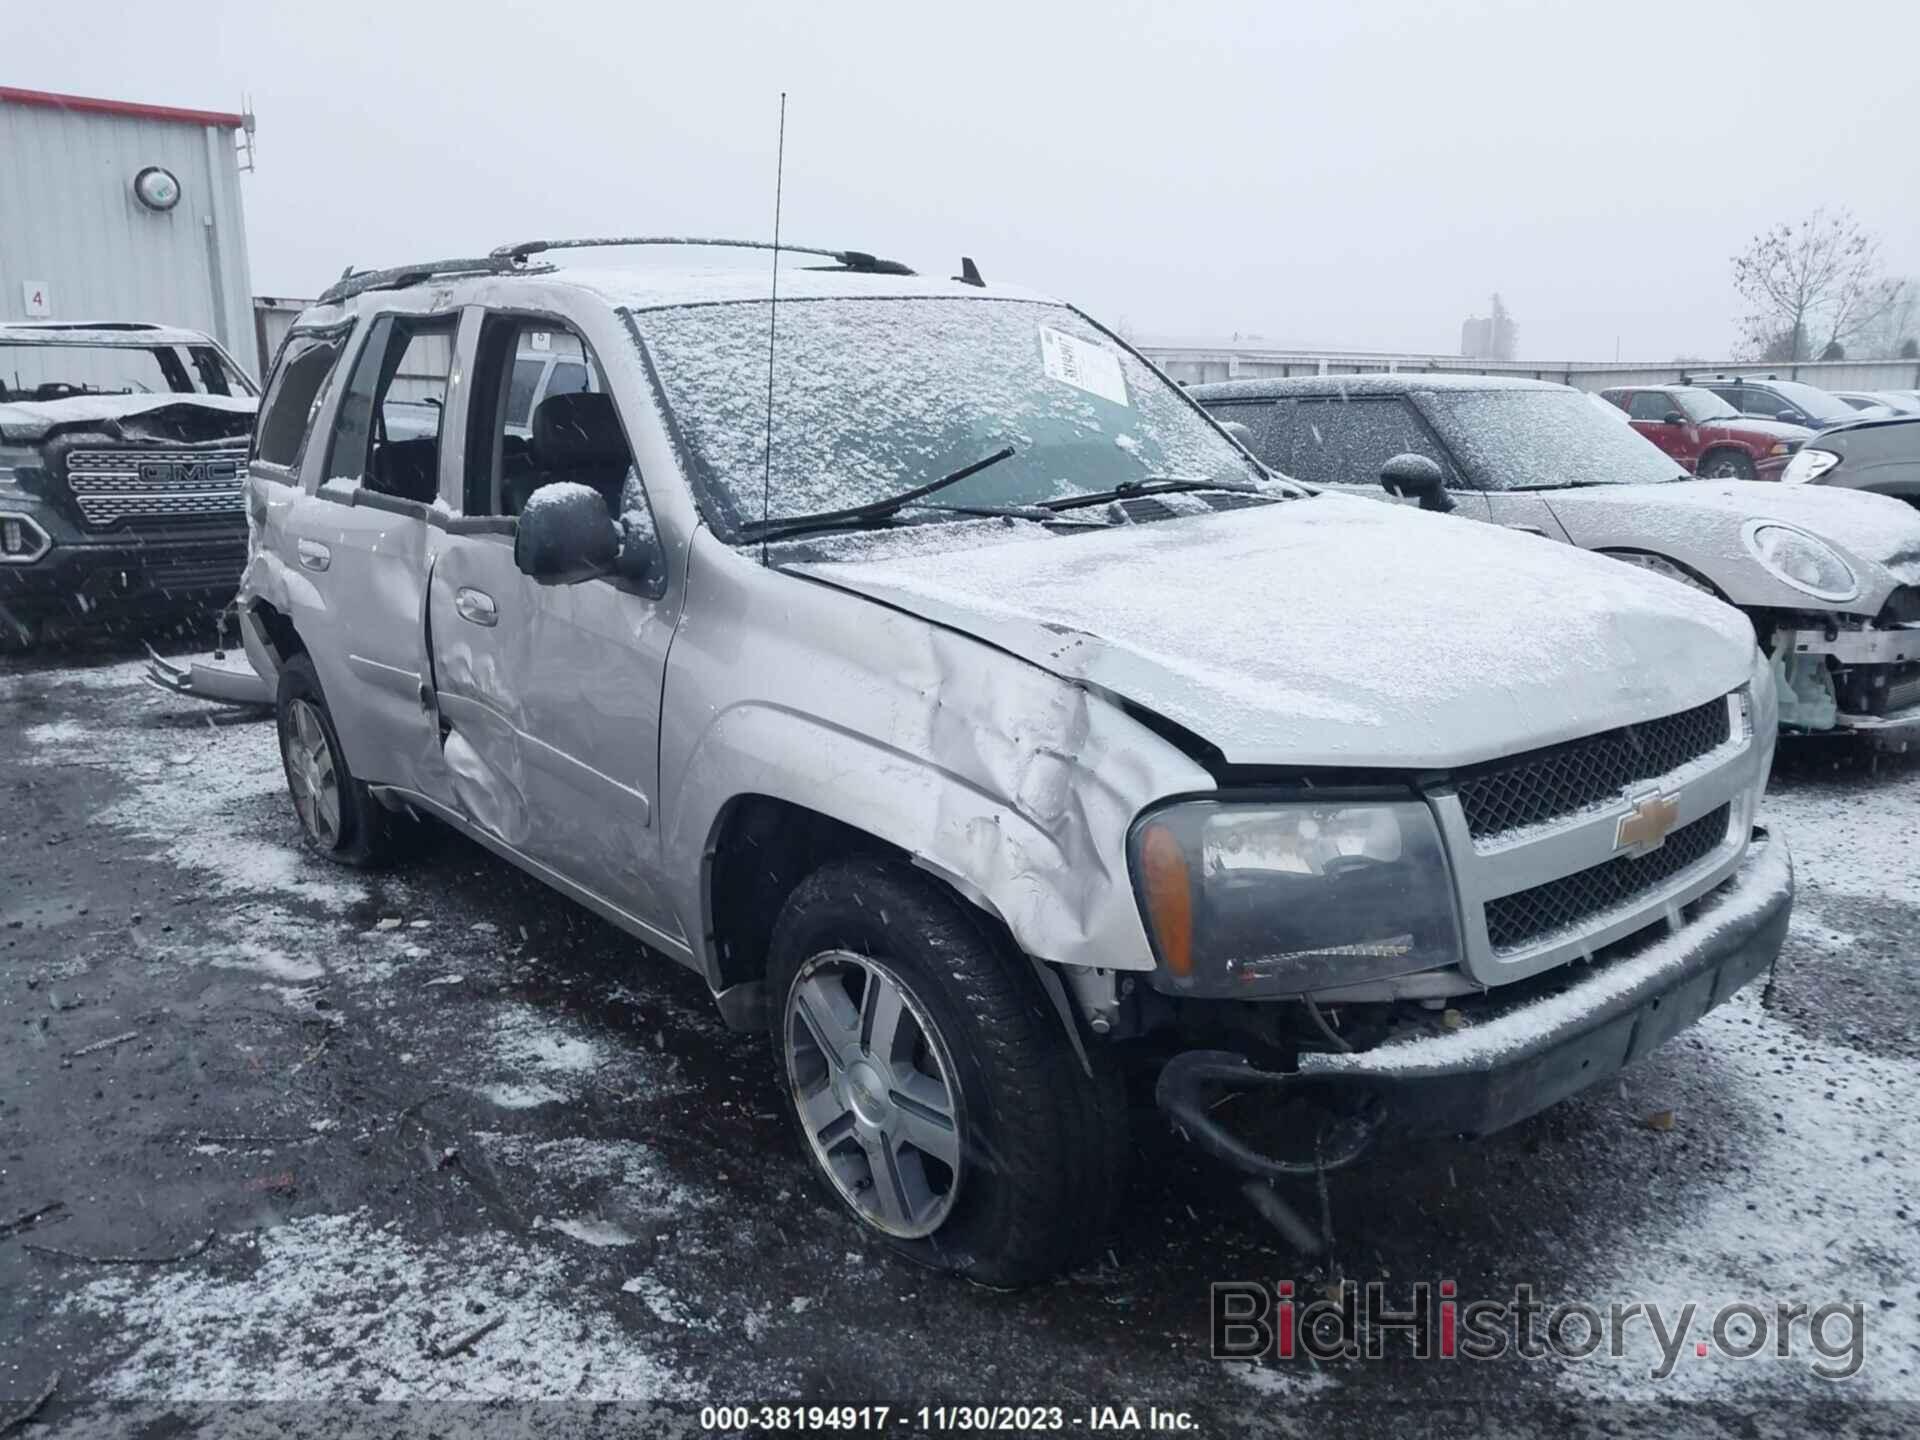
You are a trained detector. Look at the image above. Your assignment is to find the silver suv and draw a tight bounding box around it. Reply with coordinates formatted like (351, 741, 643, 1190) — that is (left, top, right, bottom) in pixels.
(234, 238, 1793, 1284)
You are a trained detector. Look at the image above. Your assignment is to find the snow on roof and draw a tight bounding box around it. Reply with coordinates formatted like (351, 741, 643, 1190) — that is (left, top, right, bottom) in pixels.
(1190, 372, 1563, 400)
(0, 321, 217, 348)
(530, 264, 1062, 313)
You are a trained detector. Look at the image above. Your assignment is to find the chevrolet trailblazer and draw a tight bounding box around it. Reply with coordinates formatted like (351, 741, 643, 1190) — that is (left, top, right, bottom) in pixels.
(230, 239, 1792, 1283)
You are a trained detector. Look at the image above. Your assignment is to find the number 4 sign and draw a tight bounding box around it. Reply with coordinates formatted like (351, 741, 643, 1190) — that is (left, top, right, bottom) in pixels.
(22, 282, 51, 318)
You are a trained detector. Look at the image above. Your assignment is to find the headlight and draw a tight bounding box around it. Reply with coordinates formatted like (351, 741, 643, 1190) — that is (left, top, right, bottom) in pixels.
(1767, 442, 1791, 457)
(1129, 798, 1460, 997)
(1743, 521, 1858, 602)
(1781, 448, 1839, 484)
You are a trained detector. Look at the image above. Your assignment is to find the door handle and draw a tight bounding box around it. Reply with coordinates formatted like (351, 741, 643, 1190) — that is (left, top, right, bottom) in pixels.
(455, 587, 498, 627)
(296, 538, 331, 572)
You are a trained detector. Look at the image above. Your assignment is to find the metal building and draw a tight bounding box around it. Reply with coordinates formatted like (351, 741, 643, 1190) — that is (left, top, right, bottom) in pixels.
(0, 87, 257, 373)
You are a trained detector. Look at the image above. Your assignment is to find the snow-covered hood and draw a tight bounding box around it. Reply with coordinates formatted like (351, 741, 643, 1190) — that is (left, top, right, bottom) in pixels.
(794, 493, 1755, 770)
(0, 393, 256, 444)
(1700, 417, 1809, 445)
(1541, 481, 1920, 614)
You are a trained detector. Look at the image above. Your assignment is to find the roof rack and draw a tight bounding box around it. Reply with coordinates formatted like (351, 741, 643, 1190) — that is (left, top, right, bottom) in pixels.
(319, 236, 914, 306)
(490, 235, 914, 275)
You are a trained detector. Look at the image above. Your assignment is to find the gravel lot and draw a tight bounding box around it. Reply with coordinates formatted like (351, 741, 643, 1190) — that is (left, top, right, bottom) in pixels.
(3, 646, 1918, 1437)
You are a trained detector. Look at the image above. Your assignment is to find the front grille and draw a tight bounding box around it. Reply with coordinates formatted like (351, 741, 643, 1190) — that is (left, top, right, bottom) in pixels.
(1484, 804, 1731, 953)
(1882, 673, 1920, 715)
(62, 448, 249, 529)
(1456, 696, 1733, 840)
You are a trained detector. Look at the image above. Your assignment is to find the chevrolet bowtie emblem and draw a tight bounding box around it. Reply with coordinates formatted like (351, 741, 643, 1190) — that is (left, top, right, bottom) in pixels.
(1615, 792, 1681, 855)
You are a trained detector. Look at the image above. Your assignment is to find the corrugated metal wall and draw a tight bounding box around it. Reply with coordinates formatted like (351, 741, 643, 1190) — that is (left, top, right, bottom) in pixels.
(0, 99, 255, 373)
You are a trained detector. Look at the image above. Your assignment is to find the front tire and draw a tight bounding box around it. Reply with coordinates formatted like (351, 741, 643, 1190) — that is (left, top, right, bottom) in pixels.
(275, 653, 407, 867)
(1699, 449, 1755, 480)
(767, 859, 1128, 1287)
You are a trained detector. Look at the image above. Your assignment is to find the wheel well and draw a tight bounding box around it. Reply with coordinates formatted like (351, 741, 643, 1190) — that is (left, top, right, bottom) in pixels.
(1698, 444, 1751, 468)
(705, 796, 907, 993)
(249, 600, 304, 663)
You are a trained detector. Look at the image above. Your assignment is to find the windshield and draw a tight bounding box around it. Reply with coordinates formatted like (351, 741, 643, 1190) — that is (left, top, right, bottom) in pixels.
(1418, 388, 1685, 489)
(0, 341, 252, 402)
(1763, 379, 1855, 423)
(634, 296, 1261, 536)
(1672, 387, 1740, 423)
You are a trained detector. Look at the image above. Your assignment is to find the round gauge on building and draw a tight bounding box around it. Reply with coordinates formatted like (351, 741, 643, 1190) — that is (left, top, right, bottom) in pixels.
(132, 165, 182, 211)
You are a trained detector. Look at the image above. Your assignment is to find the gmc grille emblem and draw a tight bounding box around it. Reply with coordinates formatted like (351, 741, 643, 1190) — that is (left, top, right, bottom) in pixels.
(1615, 792, 1681, 855)
(137, 460, 240, 485)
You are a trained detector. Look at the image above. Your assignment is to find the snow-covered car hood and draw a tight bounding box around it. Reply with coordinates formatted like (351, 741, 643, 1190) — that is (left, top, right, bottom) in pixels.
(1540, 481, 1920, 614)
(0, 393, 256, 443)
(793, 493, 1755, 770)
(1702, 417, 1809, 444)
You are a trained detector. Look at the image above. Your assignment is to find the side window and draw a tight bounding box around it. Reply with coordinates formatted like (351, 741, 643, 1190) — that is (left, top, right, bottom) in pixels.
(253, 329, 348, 470)
(324, 314, 456, 503)
(1292, 398, 1449, 487)
(546, 360, 589, 400)
(505, 357, 544, 431)
(465, 315, 665, 596)
(1202, 402, 1271, 462)
(1627, 391, 1673, 421)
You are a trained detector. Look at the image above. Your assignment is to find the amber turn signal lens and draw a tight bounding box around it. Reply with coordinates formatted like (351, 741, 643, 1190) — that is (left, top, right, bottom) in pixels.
(1139, 823, 1195, 978)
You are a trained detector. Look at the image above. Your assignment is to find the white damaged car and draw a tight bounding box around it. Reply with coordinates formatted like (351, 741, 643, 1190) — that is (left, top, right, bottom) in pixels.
(1194, 374, 1920, 746)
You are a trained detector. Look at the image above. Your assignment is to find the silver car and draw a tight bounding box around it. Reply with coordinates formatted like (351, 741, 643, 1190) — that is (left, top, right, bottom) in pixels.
(234, 239, 1791, 1283)
(1194, 375, 1920, 746)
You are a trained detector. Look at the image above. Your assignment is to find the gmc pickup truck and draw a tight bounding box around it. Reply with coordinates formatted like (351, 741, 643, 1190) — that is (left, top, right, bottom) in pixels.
(0, 321, 257, 646)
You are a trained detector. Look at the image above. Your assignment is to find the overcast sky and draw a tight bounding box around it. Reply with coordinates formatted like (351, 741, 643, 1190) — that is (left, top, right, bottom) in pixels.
(15, 0, 1920, 360)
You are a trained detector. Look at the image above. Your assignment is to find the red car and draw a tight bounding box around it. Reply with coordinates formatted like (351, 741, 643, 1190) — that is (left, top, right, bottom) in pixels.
(1600, 384, 1809, 480)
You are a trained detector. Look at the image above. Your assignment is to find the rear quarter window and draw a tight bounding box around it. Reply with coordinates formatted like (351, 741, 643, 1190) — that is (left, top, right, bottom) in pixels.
(254, 329, 350, 471)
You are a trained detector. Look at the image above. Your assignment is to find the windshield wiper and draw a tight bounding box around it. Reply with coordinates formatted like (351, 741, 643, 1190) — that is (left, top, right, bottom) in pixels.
(740, 444, 1017, 545)
(1038, 474, 1265, 513)
(911, 501, 1111, 527)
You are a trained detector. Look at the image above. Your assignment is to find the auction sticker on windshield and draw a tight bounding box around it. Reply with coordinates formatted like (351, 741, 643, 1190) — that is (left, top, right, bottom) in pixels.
(1040, 325, 1129, 407)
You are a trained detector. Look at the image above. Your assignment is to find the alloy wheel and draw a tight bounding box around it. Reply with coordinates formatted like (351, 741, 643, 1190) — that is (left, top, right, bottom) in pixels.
(284, 698, 342, 849)
(783, 950, 964, 1238)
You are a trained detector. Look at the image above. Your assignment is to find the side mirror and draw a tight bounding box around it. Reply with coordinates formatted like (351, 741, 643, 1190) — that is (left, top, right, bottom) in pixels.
(1663, 411, 1688, 426)
(515, 482, 618, 582)
(1776, 410, 1799, 424)
(1379, 452, 1454, 513)
(1219, 419, 1256, 450)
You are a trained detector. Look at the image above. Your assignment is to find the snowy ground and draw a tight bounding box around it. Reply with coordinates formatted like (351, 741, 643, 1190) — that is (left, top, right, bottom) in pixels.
(3, 650, 1917, 1437)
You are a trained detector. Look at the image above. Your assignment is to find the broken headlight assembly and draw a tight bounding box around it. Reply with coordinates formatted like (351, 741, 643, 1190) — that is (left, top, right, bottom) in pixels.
(1129, 798, 1461, 997)
(1780, 447, 1840, 485)
(1743, 521, 1858, 603)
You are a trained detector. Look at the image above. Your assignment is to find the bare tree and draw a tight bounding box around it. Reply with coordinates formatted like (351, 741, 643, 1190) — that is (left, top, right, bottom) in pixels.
(1731, 209, 1896, 362)
(1851, 277, 1920, 360)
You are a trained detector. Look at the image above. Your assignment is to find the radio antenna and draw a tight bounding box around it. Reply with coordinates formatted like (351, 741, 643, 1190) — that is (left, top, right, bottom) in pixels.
(759, 92, 787, 567)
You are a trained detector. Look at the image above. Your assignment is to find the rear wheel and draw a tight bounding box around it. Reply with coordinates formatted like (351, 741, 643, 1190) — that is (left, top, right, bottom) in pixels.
(1699, 449, 1755, 480)
(767, 858, 1128, 1287)
(275, 654, 409, 867)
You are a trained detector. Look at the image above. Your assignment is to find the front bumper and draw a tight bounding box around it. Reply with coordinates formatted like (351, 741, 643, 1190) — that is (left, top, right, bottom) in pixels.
(1156, 829, 1791, 1178)
(0, 522, 245, 627)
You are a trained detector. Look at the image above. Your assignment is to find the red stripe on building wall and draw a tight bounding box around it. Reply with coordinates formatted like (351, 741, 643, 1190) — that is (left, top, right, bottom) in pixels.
(0, 86, 247, 129)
